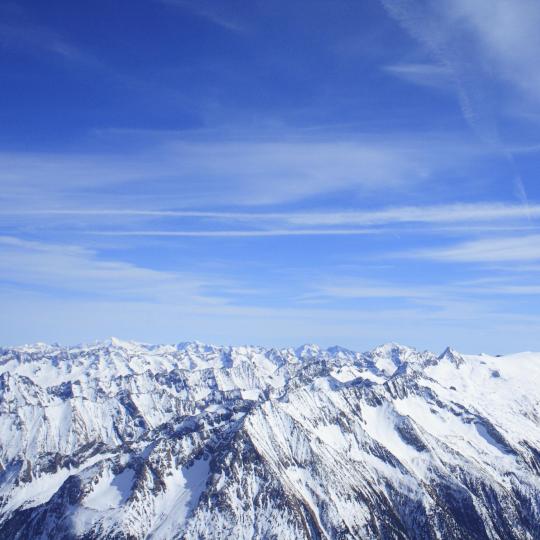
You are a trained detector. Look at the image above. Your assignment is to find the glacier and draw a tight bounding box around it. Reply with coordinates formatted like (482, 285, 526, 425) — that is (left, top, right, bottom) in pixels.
(0, 338, 539, 539)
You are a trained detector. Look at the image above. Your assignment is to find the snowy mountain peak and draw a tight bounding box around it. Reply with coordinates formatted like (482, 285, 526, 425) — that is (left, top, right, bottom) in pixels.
(372, 341, 411, 352)
(295, 343, 322, 358)
(438, 345, 465, 366)
(105, 336, 141, 349)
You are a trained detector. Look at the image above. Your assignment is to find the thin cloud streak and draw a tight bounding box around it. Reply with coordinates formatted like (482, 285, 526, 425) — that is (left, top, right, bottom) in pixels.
(307, 278, 540, 303)
(158, 0, 247, 33)
(412, 235, 540, 263)
(0, 20, 98, 66)
(90, 229, 377, 237)
(383, 63, 452, 90)
(5, 202, 540, 224)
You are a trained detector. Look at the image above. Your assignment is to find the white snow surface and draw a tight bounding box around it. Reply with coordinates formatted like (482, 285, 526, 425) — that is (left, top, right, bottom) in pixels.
(84, 467, 135, 511)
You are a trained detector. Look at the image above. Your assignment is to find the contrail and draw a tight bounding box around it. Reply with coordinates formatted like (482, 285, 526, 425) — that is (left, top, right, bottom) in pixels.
(379, 0, 533, 216)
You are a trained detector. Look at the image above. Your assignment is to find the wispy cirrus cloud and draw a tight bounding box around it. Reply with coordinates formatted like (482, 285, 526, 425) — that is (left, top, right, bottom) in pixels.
(91, 229, 377, 238)
(381, 0, 540, 120)
(3, 235, 540, 352)
(158, 0, 247, 33)
(307, 276, 540, 304)
(277, 203, 540, 227)
(0, 19, 95, 65)
(307, 280, 432, 300)
(0, 236, 229, 305)
(381, 0, 540, 206)
(0, 133, 488, 213)
(4, 202, 538, 235)
(413, 235, 540, 263)
(383, 63, 452, 90)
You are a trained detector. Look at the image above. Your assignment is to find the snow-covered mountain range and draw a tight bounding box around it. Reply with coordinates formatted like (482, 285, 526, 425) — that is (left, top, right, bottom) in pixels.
(1, 338, 539, 539)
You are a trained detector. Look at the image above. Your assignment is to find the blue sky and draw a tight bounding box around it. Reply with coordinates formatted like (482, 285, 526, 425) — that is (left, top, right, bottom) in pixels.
(1, 0, 540, 353)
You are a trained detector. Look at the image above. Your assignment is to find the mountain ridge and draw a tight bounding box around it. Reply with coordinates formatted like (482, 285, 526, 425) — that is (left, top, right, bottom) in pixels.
(0, 339, 539, 539)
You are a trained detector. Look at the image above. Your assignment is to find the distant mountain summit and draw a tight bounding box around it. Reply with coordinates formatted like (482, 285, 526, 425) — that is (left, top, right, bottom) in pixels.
(1, 340, 539, 539)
